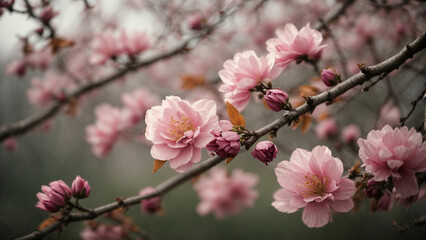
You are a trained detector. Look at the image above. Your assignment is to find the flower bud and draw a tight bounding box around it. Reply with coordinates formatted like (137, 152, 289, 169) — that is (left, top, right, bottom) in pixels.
(36, 180, 71, 212)
(3, 137, 17, 152)
(251, 141, 278, 165)
(188, 13, 204, 30)
(139, 187, 162, 215)
(49, 180, 72, 200)
(206, 130, 240, 158)
(341, 125, 361, 145)
(39, 5, 58, 23)
(321, 68, 340, 87)
(264, 89, 289, 112)
(315, 118, 338, 139)
(71, 175, 91, 199)
(364, 179, 381, 199)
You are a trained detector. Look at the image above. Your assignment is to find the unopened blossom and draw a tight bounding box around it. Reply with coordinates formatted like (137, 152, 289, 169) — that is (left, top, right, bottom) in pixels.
(266, 23, 327, 68)
(195, 167, 258, 218)
(376, 100, 401, 128)
(119, 30, 151, 56)
(145, 96, 218, 172)
(272, 146, 356, 228)
(218, 50, 282, 112)
(139, 187, 161, 214)
(341, 125, 361, 145)
(26, 50, 53, 70)
(5, 59, 26, 77)
(90, 31, 123, 65)
(39, 5, 58, 23)
(264, 89, 289, 112)
(80, 225, 125, 240)
(364, 179, 381, 199)
(27, 71, 70, 107)
(3, 137, 17, 152)
(36, 180, 71, 212)
(358, 125, 426, 198)
(315, 118, 338, 139)
(71, 176, 91, 199)
(251, 141, 278, 165)
(321, 68, 340, 87)
(121, 89, 160, 127)
(86, 104, 129, 157)
(206, 120, 240, 158)
(371, 191, 392, 212)
(188, 13, 204, 30)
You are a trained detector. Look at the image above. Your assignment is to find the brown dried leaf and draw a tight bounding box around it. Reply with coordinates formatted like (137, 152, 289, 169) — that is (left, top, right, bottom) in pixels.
(299, 85, 319, 97)
(37, 216, 59, 230)
(180, 74, 206, 90)
(152, 159, 166, 174)
(65, 98, 78, 117)
(226, 102, 245, 127)
(317, 113, 330, 122)
(49, 37, 75, 54)
(300, 115, 312, 134)
(225, 158, 233, 164)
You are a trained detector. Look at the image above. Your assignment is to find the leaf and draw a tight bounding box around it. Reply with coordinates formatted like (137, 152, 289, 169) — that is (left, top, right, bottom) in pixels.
(152, 159, 166, 174)
(225, 158, 233, 164)
(299, 85, 319, 97)
(226, 102, 245, 127)
(180, 74, 206, 90)
(65, 98, 78, 117)
(299, 115, 312, 134)
(48, 37, 75, 54)
(37, 216, 59, 230)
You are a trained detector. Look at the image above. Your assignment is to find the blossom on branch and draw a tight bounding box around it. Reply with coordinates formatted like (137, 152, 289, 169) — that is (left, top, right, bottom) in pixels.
(145, 96, 218, 172)
(27, 71, 70, 107)
(266, 23, 327, 68)
(36, 180, 71, 213)
(218, 51, 282, 112)
(358, 125, 426, 198)
(272, 146, 356, 228)
(206, 120, 240, 159)
(194, 167, 258, 219)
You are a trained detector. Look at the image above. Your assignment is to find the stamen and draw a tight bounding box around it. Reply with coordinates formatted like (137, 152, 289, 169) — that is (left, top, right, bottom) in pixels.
(301, 173, 328, 198)
(167, 115, 194, 141)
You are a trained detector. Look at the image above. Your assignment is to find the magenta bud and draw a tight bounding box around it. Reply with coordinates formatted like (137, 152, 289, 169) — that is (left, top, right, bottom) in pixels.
(39, 5, 58, 23)
(36, 180, 71, 213)
(35, 27, 44, 36)
(139, 187, 161, 215)
(251, 141, 278, 165)
(264, 89, 289, 112)
(206, 130, 240, 158)
(321, 68, 341, 87)
(188, 13, 204, 30)
(364, 179, 381, 199)
(49, 180, 72, 200)
(0, 0, 14, 8)
(341, 124, 361, 145)
(376, 193, 392, 211)
(71, 175, 91, 199)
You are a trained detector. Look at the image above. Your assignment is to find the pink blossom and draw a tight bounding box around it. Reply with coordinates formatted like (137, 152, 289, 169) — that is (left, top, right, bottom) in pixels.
(315, 118, 338, 140)
(321, 68, 340, 87)
(218, 51, 282, 112)
(27, 72, 70, 107)
(121, 89, 160, 127)
(5, 59, 26, 77)
(80, 225, 125, 240)
(194, 167, 258, 219)
(357, 125, 426, 198)
(90, 31, 123, 65)
(36, 180, 71, 213)
(26, 50, 53, 70)
(266, 23, 327, 68)
(206, 120, 240, 159)
(341, 125, 361, 145)
(139, 187, 161, 214)
(376, 100, 401, 128)
(145, 96, 218, 172)
(251, 141, 278, 165)
(188, 13, 204, 30)
(119, 30, 151, 56)
(264, 89, 289, 112)
(39, 5, 58, 23)
(86, 104, 129, 157)
(71, 176, 91, 199)
(272, 146, 356, 228)
(3, 137, 17, 152)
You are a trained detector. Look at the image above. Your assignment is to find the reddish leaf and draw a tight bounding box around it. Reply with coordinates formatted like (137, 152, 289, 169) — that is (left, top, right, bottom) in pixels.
(299, 85, 319, 97)
(37, 216, 59, 230)
(152, 159, 166, 174)
(49, 37, 75, 54)
(226, 102, 245, 127)
(225, 158, 233, 164)
(180, 74, 206, 90)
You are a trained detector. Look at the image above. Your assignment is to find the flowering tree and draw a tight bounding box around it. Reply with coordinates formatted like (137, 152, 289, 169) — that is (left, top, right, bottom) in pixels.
(0, 0, 425, 239)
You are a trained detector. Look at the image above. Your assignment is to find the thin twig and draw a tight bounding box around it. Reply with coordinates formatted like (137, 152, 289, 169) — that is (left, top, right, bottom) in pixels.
(400, 86, 426, 126)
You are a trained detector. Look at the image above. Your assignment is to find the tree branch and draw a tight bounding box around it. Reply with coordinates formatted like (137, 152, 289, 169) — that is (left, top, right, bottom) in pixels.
(15, 30, 426, 240)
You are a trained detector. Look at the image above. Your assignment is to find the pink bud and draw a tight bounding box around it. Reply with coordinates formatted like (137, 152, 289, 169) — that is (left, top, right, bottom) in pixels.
(39, 5, 58, 23)
(321, 68, 340, 87)
(376, 192, 392, 211)
(139, 187, 161, 215)
(341, 124, 361, 144)
(71, 175, 91, 199)
(188, 13, 204, 30)
(315, 118, 338, 139)
(0, 0, 14, 8)
(206, 130, 240, 158)
(6, 59, 26, 77)
(364, 179, 381, 199)
(251, 141, 278, 165)
(3, 137, 17, 152)
(264, 89, 289, 112)
(49, 180, 71, 200)
(35, 180, 71, 213)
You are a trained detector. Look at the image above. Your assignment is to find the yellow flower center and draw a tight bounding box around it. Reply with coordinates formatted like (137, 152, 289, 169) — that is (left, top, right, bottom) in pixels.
(167, 115, 194, 141)
(303, 173, 328, 198)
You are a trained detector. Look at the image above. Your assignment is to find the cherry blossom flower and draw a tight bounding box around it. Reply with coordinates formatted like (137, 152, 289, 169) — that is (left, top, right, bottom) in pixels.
(86, 104, 129, 157)
(80, 225, 125, 240)
(145, 96, 218, 172)
(218, 51, 281, 111)
(341, 125, 361, 145)
(266, 23, 327, 68)
(206, 120, 240, 159)
(71, 176, 91, 199)
(376, 100, 401, 128)
(27, 71, 70, 107)
(357, 125, 426, 198)
(272, 146, 356, 228)
(90, 31, 123, 65)
(315, 118, 338, 140)
(119, 30, 151, 56)
(194, 167, 258, 218)
(121, 89, 160, 127)
(5, 59, 26, 77)
(36, 180, 71, 213)
(139, 187, 161, 214)
(251, 141, 278, 165)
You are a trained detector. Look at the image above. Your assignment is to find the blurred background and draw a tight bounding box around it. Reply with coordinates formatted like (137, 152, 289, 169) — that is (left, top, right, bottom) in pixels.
(1, 0, 425, 239)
